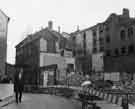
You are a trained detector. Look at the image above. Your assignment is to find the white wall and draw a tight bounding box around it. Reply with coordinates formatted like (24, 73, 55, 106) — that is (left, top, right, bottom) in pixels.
(40, 53, 62, 67)
(40, 52, 75, 82)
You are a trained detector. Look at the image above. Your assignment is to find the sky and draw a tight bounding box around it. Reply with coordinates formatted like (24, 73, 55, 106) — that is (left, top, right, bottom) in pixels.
(0, 0, 135, 64)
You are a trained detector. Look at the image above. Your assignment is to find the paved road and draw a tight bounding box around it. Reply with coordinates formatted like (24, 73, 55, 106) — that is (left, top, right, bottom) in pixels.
(2, 94, 81, 109)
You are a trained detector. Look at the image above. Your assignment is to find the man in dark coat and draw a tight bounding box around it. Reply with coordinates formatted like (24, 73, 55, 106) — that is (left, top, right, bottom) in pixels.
(14, 67, 24, 103)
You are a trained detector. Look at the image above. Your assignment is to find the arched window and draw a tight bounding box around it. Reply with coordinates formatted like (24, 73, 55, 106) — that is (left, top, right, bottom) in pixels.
(106, 35, 110, 43)
(121, 46, 126, 54)
(128, 27, 133, 39)
(93, 47, 97, 53)
(72, 49, 76, 56)
(93, 31, 96, 37)
(120, 30, 126, 40)
(106, 50, 111, 56)
(60, 49, 64, 56)
(114, 48, 119, 56)
(128, 44, 134, 54)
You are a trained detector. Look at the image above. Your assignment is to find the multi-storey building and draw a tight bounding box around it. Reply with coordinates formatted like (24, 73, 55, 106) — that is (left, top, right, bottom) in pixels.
(71, 8, 135, 76)
(16, 21, 75, 86)
(0, 10, 9, 77)
(93, 8, 135, 73)
(70, 28, 93, 74)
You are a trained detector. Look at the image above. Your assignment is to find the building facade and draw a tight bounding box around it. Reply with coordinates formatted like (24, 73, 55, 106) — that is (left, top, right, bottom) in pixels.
(16, 21, 75, 86)
(0, 10, 9, 77)
(70, 26, 94, 74)
(70, 8, 135, 75)
(93, 8, 135, 73)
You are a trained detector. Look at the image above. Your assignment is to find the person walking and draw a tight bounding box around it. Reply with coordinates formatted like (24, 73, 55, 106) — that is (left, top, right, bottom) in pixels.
(14, 67, 24, 103)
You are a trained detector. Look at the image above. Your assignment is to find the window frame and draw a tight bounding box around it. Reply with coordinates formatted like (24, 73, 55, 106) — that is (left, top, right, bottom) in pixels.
(106, 35, 111, 43)
(120, 29, 126, 41)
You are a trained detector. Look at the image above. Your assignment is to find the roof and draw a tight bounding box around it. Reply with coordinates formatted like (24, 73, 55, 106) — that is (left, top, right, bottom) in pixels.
(16, 28, 64, 48)
(0, 9, 10, 21)
(70, 23, 102, 36)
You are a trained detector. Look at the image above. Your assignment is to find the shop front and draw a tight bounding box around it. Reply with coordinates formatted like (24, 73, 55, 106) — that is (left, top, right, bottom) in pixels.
(40, 64, 57, 87)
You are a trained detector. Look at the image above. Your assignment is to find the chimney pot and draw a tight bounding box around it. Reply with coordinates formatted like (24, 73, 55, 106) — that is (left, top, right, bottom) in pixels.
(122, 8, 129, 18)
(58, 26, 61, 33)
(77, 25, 80, 31)
(48, 21, 53, 30)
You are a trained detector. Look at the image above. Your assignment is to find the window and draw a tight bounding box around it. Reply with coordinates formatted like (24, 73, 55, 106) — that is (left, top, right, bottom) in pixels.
(121, 46, 126, 54)
(93, 39, 97, 46)
(106, 50, 111, 56)
(93, 47, 97, 53)
(99, 37, 104, 45)
(83, 32, 86, 40)
(40, 38, 47, 51)
(128, 45, 134, 53)
(72, 49, 76, 56)
(99, 30, 103, 33)
(128, 27, 133, 39)
(83, 32, 86, 52)
(60, 49, 64, 56)
(114, 48, 119, 56)
(72, 36, 76, 41)
(56, 42, 59, 52)
(93, 31, 97, 37)
(105, 26, 109, 31)
(100, 47, 104, 52)
(106, 35, 110, 43)
(120, 30, 126, 40)
(28, 46, 31, 56)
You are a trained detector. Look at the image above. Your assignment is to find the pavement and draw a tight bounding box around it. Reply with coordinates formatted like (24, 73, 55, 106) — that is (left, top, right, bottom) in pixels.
(1, 93, 135, 109)
(0, 84, 14, 108)
(1, 94, 82, 109)
(0, 84, 13, 101)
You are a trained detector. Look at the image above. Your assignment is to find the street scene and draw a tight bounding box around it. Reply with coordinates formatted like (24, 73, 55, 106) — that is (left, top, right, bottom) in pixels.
(1, 0, 135, 109)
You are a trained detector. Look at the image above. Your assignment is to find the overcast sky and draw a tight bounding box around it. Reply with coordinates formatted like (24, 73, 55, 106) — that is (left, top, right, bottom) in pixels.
(0, 0, 135, 64)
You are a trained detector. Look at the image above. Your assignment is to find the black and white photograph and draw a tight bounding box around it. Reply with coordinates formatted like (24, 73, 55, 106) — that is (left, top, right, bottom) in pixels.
(0, 0, 135, 109)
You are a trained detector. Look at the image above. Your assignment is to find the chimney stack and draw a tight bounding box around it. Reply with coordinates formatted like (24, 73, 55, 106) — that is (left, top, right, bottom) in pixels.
(77, 25, 80, 31)
(122, 8, 129, 18)
(58, 26, 61, 33)
(48, 21, 53, 30)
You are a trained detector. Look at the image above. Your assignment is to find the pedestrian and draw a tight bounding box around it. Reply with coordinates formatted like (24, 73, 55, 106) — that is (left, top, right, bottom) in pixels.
(14, 67, 24, 104)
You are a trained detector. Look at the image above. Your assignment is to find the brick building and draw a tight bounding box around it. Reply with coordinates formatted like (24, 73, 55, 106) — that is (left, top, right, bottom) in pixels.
(70, 8, 135, 76)
(92, 8, 135, 73)
(15, 21, 75, 86)
(70, 28, 92, 74)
